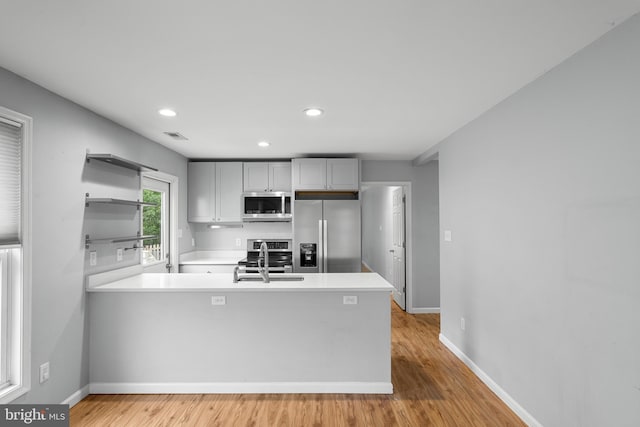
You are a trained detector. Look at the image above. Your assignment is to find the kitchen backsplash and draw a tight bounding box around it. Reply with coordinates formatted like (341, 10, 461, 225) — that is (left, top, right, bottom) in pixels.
(192, 222, 292, 250)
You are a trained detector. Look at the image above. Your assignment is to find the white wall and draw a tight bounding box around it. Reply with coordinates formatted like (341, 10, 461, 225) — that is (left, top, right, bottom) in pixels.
(361, 186, 395, 281)
(0, 67, 191, 404)
(361, 160, 440, 311)
(436, 14, 640, 427)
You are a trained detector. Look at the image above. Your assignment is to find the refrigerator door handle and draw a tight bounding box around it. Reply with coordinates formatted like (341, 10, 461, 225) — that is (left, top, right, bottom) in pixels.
(318, 219, 324, 273)
(323, 220, 328, 272)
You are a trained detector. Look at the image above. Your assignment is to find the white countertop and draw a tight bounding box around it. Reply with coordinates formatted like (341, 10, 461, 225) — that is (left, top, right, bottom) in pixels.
(87, 272, 394, 293)
(179, 250, 245, 265)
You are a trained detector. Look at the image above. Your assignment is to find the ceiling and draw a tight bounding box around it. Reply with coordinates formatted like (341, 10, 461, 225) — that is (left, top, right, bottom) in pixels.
(1, 1, 639, 160)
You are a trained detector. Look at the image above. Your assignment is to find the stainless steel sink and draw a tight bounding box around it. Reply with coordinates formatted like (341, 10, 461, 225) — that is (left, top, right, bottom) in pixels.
(269, 276, 304, 281)
(235, 275, 304, 282)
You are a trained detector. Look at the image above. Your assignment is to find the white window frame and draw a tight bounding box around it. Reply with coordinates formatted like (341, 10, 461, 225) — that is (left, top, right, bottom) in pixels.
(0, 106, 32, 403)
(141, 171, 179, 273)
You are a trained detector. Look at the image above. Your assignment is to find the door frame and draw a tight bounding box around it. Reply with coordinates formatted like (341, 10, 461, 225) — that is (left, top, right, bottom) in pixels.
(361, 181, 413, 312)
(141, 170, 179, 273)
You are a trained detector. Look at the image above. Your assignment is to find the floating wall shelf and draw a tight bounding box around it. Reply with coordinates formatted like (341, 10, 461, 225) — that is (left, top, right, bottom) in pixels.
(85, 233, 158, 249)
(85, 193, 158, 209)
(86, 153, 158, 172)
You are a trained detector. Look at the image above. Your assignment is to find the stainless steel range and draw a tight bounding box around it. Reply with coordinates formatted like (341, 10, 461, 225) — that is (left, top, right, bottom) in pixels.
(238, 239, 293, 273)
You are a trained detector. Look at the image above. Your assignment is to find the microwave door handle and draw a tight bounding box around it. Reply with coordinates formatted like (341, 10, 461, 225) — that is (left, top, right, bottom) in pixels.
(318, 220, 324, 273)
(323, 220, 328, 272)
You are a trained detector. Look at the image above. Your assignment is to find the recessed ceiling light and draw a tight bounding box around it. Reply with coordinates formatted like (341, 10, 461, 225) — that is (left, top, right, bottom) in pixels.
(158, 108, 177, 117)
(303, 108, 324, 117)
(258, 141, 270, 148)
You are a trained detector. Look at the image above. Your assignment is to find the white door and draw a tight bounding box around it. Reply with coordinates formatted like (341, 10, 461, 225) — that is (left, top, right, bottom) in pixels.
(391, 187, 406, 310)
(142, 176, 171, 273)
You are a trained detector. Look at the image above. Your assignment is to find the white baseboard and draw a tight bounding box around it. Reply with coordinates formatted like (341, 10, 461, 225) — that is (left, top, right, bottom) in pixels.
(439, 334, 542, 427)
(61, 385, 89, 408)
(89, 382, 393, 395)
(409, 307, 440, 314)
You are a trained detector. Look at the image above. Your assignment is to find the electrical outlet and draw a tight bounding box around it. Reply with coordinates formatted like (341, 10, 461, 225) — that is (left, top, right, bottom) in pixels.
(235, 238, 241, 247)
(89, 251, 97, 266)
(343, 296, 358, 305)
(192, 238, 196, 247)
(39, 362, 50, 384)
(211, 296, 226, 305)
(116, 248, 123, 261)
(460, 317, 466, 331)
(178, 228, 183, 238)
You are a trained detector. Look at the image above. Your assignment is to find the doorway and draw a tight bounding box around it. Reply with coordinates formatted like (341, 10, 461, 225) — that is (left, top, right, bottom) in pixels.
(361, 182, 412, 311)
(141, 172, 179, 273)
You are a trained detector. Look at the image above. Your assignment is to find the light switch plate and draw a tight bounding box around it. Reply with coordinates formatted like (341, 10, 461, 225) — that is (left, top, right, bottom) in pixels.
(39, 362, 50, 383)
(444, 230, 452, 242)
(89, 251, 97, 266)
(116, 248, 123, 261)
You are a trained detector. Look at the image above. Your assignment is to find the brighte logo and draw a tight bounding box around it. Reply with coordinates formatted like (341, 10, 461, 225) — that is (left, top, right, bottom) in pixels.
(1, 404, 68, 426)
(4, 408, 47, 424)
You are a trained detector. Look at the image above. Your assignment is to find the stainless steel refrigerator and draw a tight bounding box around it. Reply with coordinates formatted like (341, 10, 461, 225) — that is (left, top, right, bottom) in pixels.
(293, 199, 361, 273)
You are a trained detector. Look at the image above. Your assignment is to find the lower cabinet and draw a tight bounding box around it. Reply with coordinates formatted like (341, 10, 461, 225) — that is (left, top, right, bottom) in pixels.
(179, 264, 237, 274)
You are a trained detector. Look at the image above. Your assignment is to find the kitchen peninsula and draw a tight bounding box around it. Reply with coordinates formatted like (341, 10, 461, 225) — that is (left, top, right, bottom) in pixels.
(86, 270, 394, 394)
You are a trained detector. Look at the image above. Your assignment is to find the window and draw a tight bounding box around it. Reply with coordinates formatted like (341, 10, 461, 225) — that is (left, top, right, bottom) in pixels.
(0, 107, 31, 403)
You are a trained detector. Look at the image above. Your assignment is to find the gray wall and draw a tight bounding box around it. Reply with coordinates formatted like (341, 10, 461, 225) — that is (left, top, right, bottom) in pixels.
(436, 14, 640, 427)
(0, 67, 191, 404)
(361, 160, 440, 311)
(361, 185, 395, 281)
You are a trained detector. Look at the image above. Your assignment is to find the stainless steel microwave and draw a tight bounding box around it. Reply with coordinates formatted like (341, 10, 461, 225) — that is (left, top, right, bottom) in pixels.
(242, 192, 292, 222)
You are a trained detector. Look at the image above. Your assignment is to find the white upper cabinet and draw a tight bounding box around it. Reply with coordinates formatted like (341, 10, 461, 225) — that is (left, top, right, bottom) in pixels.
(268, 162, 292, 191)
(291, 158, 327, 190)
(243, 162, 291, 192)
(188, 162, 243, 223)
(215, 162, 243, 222)
(188, 162, 215, 222)
(326, 158, 359, 190)
(292, 158, 358, 191)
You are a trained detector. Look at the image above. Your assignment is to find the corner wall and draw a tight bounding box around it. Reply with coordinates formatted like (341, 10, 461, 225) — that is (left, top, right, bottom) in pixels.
(437, 14, 640, 426)
(361, 185, 395, 281)
(0, 67, 191, 404)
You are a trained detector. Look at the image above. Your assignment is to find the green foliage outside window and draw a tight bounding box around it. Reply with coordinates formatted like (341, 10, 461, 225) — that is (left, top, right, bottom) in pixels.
(143, 189, 161, 246)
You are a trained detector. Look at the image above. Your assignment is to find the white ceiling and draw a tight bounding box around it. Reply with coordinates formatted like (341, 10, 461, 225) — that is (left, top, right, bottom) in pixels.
(1, 1, 639, 160)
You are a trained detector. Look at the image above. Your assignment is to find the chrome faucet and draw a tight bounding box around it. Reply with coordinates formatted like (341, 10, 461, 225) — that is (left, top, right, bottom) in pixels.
(257, 241, 270, 283)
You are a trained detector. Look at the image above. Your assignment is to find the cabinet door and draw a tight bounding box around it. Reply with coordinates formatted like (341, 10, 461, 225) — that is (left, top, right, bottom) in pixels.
(216, 162, 243, 222)
(188, 162, 215, 222)
(327, 158, 359, 190)
(292, 158, 327, 190)
(269, 162, 292, 192)
(243, 162, 269, 192)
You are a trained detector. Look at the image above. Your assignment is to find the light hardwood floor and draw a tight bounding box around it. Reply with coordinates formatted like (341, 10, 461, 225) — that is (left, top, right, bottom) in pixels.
(70, 303, 525, 426)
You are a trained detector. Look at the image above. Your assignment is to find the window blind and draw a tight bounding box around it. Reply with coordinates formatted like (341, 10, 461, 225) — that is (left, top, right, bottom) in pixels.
(0, 117, 22, 246)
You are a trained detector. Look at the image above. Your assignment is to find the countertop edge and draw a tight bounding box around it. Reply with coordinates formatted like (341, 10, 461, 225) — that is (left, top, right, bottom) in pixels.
(87, 287, 394, 293)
